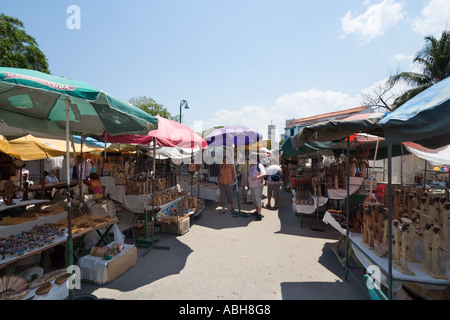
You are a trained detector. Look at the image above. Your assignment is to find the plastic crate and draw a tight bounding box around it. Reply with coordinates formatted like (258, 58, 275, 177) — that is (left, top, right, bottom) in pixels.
(160, 217, 190, 235)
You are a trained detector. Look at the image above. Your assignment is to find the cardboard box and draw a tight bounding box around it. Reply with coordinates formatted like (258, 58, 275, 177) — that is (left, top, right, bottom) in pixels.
(133, 220, 153, 238)
(160, 217, 190, 235)
(78, 244, 137, 285)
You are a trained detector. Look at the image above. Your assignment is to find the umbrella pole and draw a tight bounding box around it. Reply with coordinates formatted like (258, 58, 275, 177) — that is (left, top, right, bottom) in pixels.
(64, 97, 74, 300)
(140, 137, 169, 256)
(344, 137, 350, 280)
(387, 143, 393, 300)
(311, 152, 324, 232)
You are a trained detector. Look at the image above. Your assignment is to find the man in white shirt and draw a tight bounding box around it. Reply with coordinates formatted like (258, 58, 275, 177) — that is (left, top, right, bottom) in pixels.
(248, 156, 266, 221)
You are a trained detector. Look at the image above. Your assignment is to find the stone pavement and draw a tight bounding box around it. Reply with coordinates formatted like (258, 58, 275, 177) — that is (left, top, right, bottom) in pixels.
(76, 186, 369, 300)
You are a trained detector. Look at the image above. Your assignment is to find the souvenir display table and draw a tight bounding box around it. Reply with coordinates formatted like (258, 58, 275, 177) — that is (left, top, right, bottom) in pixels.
(323, 210, 450, 294)
(322, 210, 356, 267)
(21, 275, 69, 300)
(292, 190, 328, 228)
(0, 199, 49, 213)
(327, 176, 364, 200)
(178, 180, 220, 202)
(0, 214, 118, 275)
(350, 233, 450, 288)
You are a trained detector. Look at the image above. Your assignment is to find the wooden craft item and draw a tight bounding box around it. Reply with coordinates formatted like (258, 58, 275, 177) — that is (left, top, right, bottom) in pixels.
(0, 241, 5, 259)
(443, 202, 450, 251)
(55, 274, 70, 285)
(394, 224, 415, 276)
(36, 282, 52, 295)
(28, 268, 66, 289)
(0, 275, 29, 300)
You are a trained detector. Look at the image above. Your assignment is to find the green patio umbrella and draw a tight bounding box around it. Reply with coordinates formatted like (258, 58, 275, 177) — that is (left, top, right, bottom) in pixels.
(0, 67, 158, 299)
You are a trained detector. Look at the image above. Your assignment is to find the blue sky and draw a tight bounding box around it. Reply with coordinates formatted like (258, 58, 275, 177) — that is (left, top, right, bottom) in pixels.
(2, 0, 449, 141)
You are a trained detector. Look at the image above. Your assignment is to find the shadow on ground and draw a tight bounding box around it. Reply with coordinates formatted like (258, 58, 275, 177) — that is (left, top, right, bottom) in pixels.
(76, 231, 193, 297)
(274, 188, 343, 240)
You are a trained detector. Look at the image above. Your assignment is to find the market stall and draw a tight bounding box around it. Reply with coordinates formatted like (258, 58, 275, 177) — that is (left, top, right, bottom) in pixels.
(289, 90, 450, 299)
(101, 115, 207, 255)
(0, 67, 158, 300)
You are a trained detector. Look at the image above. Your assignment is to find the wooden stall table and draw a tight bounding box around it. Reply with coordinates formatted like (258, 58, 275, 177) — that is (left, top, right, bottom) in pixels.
(291, 191, 328, 228)
(29, 180, 80, 200)
(322, 211, 357, 268)
(0, 198, 50, 213)
(0, 214, 118, 275)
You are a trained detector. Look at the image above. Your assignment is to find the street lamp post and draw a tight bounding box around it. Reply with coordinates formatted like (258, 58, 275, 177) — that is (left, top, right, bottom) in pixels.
(180, 100, 189, 124)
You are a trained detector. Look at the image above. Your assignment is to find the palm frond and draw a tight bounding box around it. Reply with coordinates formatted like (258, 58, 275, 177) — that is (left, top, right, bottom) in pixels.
(392, 85, 432, 110)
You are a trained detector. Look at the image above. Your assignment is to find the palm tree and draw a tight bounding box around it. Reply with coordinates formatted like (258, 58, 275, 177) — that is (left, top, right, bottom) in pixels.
(388, 30, 450, 109)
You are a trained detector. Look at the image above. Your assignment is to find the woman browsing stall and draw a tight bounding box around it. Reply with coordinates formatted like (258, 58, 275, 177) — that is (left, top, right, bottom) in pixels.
(218, 157, 236, 215)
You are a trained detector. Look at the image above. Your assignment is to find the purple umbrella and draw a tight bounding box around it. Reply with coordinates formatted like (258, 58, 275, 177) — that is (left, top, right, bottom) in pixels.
(204, 125, 263, 217)
(205, 125, 263, 147)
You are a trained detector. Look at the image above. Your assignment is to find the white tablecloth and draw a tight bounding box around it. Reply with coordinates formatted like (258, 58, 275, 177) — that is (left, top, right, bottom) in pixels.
(77, 244, 135, 285)
(322, 211, 347, 235)
(322, 211, 450, 289)
(327, 177, 364, 200)
(199, 187, 220, 201)
(292, 196, 328, 215)
(21, 278, 69, 300)
(100, 177, 127, 203)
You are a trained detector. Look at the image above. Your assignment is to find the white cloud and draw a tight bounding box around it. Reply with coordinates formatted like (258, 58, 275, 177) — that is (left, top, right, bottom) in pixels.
(195, 88, 363, 141)
(393, 53, 414, 62)
(195, 80, 416, 141)
(412, 0, 450, 36)
(341, 0, 405, 42)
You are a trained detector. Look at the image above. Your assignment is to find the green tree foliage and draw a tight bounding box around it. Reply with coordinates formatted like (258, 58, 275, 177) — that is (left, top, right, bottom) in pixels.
(0, 13, 50, 73)
(388, 30, 450, 109)
(128, 96, 177, 121)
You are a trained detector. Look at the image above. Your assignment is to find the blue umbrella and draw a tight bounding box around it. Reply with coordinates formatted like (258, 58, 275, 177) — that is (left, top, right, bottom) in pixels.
(380, 76, 450, 149)
(72, 135, 109, 149)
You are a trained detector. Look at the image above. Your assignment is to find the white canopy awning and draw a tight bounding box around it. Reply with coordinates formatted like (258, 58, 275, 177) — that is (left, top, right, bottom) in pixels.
(403, 142, 450, 166)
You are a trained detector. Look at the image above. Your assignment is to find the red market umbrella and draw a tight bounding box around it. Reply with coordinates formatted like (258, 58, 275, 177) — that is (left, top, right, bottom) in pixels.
(101, 115, 207, 149)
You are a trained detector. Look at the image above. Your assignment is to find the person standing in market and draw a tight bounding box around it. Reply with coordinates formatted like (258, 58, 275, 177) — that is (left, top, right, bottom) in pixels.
(265, 158, 282, 209)
(236, 156, 249, 201)
(218, 156, 236, 214)
(248, 155, 266, 221)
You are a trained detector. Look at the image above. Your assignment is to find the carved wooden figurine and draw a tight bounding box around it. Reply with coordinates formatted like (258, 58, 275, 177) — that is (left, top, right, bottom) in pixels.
(374, 218, 389, 258)
(393, 189, 402, 220)
(407, 217, 420, 263)
(406, 193, 415, 220)
(430, 226, 448, 279)
(0, 240, 5, 259)
(416, 197, 429, 236)
(421, 224, 433, 273)
(442, 202, 450, 252)
(427, 198, 441, 227)
(393, 220, 401, 267)
(396, 223, 415, 275)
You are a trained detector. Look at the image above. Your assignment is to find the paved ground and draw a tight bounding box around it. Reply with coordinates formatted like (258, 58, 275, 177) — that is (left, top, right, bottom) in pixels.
(76, 186, 369, 300)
